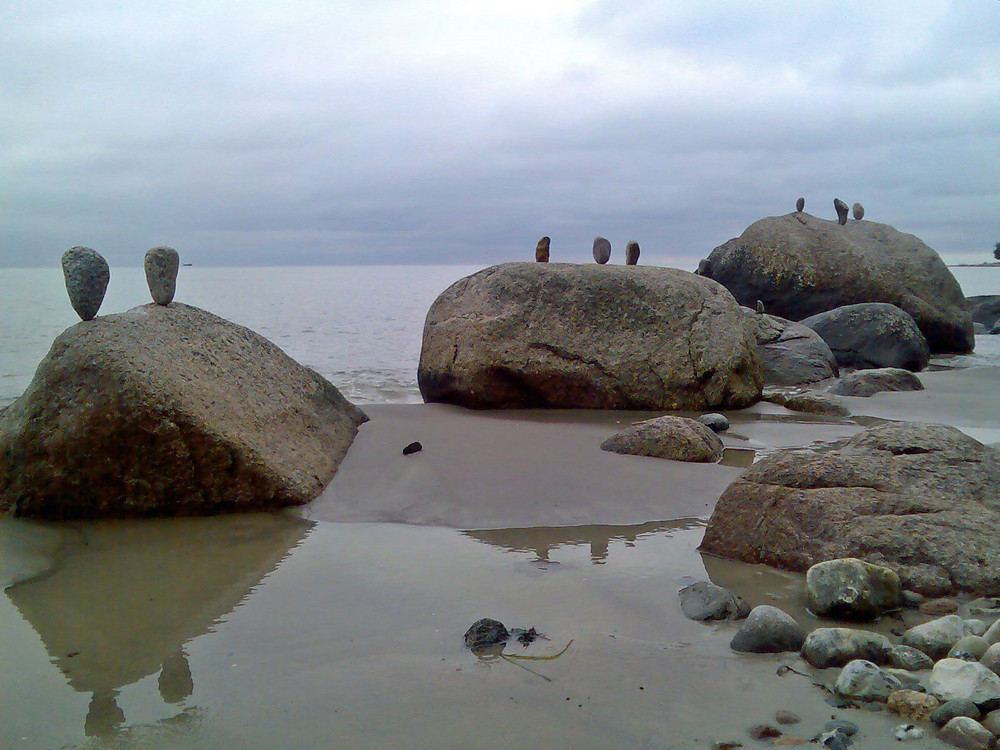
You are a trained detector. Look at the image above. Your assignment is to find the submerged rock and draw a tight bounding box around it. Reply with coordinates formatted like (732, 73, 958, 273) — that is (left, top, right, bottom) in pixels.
(464, 618, 509, 650)
(61, 246, 110, 321)
(0, 303, 368, 518)
(697, 413, 730, 433)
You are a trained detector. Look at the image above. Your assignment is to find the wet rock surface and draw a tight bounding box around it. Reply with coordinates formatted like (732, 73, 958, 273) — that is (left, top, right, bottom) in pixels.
(600, 415, 723, 463)
(678, 581, 750, 621)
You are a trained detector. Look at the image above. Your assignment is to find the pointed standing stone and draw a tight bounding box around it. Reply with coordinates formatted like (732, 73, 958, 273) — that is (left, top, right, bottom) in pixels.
(796, 197, 805, 212)
(61, 247, 110, 321)
(834, 198, 849, 225)
(592, 236, 611, 264)
(144, 246, 180, 305)
(852, 203, 865, 220)
(625, 241, 640, 265)
(534, 236, 550, 263)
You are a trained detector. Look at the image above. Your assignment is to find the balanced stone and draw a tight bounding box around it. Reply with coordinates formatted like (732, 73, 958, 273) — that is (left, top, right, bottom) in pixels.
(625, 241, 640, 265)
(795, 197, 805, 212)
(592, 236, 611, 264)
(535, 236, 550, 263)
(852, 202, 865, 220)
(144, 246, 180, 305)
(61, 247, 110, 321)
(834, 198, 849, 225)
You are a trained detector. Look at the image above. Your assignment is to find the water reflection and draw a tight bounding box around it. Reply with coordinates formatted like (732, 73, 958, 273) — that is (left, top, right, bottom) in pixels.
(464, 518, 703, 564)
(5, 512, 312, 739)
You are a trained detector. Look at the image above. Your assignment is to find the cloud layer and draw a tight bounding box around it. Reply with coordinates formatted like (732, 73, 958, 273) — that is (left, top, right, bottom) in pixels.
(2, 0, 998, 267)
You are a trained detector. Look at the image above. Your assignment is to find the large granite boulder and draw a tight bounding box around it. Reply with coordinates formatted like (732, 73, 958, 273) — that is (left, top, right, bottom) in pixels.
(801, 303, 930, 372)
(696, 213, 973, 354)
(699, 422, 1000, 596)
(418, 262, 762, 410)
(741, 308, 838, 385)
(0, 303, 368, 518)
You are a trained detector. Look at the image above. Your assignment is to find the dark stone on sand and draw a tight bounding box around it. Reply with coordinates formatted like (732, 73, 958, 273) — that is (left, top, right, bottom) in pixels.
(535, 236, 550, 263)
(0, 303, 367, 518)
(61, 246, 110, 321)
(852, 203, 865, 220)
(464, 618, 509, 650)
(402, 441, 423, 455)
(625, 241, 640, 265)
(730, 605, 805, 653)
(144, 246, 180, 305)
(834, 198, 849, 225)
(417, 263, 762, 410)
(931, 698, 981, 727)
(697, 413, 729, 433)
(695, 212, 973, 354)
(678, 581, 750, 621)
(795, 197, 805, 212)
(592, 236, 611, 264)
(828, 368, 924, 397)
(802, 303, 930, 372)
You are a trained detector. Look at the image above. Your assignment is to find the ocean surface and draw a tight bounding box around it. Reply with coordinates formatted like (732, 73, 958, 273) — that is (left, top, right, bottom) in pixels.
(2, 263, 999, 404)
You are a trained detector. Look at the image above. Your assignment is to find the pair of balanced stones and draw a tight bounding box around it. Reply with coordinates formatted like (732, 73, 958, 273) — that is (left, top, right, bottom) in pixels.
(61, 246, 181, 321)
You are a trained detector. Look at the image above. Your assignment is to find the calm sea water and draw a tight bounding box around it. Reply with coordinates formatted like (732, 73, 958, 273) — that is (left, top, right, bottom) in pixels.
(2, 263, 999, 404)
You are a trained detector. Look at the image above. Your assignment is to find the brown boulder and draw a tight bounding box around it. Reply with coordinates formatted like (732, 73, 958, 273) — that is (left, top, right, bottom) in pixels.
(0, 303, 368, 518)
(699, 422, 1000, 596)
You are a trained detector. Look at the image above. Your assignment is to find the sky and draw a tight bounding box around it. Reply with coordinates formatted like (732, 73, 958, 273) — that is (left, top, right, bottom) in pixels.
(2, 0, 998, 267)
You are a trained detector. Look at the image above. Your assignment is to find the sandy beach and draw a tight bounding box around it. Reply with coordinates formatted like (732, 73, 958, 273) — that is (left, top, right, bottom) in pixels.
(3, 358, 999, 749)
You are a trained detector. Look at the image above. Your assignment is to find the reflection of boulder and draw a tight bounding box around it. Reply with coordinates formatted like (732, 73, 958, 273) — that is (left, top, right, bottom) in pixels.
(465, 519, 701, 563)
(5, 512, 311, 737)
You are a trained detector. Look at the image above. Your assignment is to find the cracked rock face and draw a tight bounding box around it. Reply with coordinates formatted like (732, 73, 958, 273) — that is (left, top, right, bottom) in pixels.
(699, 422, 1000, 596)
(417, 262, 762, 410)
(695, 212, 973, 354)
(0, 303, 368, 519)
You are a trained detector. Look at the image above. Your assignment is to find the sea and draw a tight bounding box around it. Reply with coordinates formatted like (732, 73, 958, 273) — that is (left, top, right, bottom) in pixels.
(2, 262, 999, 405)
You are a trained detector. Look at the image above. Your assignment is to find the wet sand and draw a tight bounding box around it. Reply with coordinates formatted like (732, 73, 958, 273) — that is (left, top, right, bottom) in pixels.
(3, 361, 999, 749)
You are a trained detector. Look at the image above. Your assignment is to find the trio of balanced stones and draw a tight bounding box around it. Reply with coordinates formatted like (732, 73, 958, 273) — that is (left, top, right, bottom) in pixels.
(794, 197, 865, 225)
(534, 236, 641, 265)
(60, 245, 181, 321)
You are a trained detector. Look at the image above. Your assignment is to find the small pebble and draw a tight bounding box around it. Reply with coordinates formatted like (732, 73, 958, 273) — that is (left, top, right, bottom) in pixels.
(748, 724, 781, 741)
(920, 598, 958, 615)
(402, 441, 423, 455)
(774, 709, 800, 725)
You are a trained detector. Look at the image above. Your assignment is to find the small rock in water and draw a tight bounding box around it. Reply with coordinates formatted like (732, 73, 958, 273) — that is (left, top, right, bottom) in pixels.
(748, 724, 782, 741)
(144, 246, 180, 305)
(795, 197, 805, 212)
(535, 236, 550, 263)
(61, 246, 110, 321)
(891, 723, 924, 741)
(625, 240, 640, 265)
(697, 413, 730, 433)
(834, 198, 849, 225)
(678, 581, 749, 621)
(464, 618, 509, 650)
(774, 709, 801, 725)
(592, 236, 611, 264)
(402, 441, 423, 456)
(852, 203, 865, 220)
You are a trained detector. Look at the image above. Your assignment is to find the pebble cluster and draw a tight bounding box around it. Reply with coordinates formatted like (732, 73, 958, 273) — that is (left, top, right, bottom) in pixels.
(531, 236, 642, 265)
(60, 246, 182, 321)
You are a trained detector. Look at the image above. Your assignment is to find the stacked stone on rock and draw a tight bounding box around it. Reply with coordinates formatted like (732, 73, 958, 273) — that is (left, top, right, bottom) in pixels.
(61, 247, 110, 321)
(535, 236, 550, 263)
(795, 197, 805, 212)
(592, 236, 611, 264)
(834, 198, 849, 225)
(625, 241, 640, 265)
(144, 246, 180, 305)
(852, 202, 865, 220)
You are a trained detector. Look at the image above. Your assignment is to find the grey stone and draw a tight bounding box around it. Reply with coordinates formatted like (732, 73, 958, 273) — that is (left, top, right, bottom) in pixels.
(802, 303, 931, 372)
(761, 387, 850, 416)
(887, 644, 935, 671)
(697, 413, 729, 433)
(981, 709, 1000, 737)
(61, 246, 110, 321)
(625, 240, 640, 266)
(417, 263, 763, 410)
(806, 557, 902, 621)
(0, 303, 368, 518)
(904, 616, 972, 660)
(144, 246, 180, 305)
(902, 590, 926, 608)
(834, 198, 849, 225)
(592, 236, 611, 264)
(932, 699, 982, 727)
(828, 367, 924, 397)
(817, 729, 852, 750)
(774, 709, 800, 725)
(975, 322, 987, 334)
(678, 581, 750, 621)
(852, 203, 865, 220)
(700, 423, 1000, 598)
(695, 212, 973, 354)
(968, 620, 990, 637)
(741, 309, 838, 386)
(939, 716, 996, 749)
(834, 659, 903, 701)
(950, 636, 992, 661)
(464, 618, 509, 650)
(534, 236, 550, 263)
(601, 416, 723, 463)
(967, 295, 1000, 330)
(931, 658, 1000, 708)
(795, 197, 805, 212)
(730, 605, 805, 653)
(886, 668, 928, 692)
(823, 719, 859, 736)
(987, 620, 1000, 645)
(800, 627, 891, 669)
(981, 644, 1000, 675)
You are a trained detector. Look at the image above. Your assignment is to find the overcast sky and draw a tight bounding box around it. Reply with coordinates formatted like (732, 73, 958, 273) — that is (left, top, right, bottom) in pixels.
(2, 1, 998, 268)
